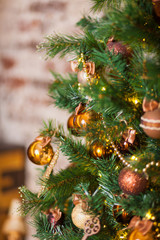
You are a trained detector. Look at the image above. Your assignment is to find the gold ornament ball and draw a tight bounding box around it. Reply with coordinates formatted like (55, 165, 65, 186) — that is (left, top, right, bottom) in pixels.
(27, 140, 54, 165)
(71, 204, 92, 229)
(67, 114, 80, 136)
(90, 141, 113, 159)
(128, 229, 154, 240)
(140, 108, 160, 139)
(118, 168, 148, 195)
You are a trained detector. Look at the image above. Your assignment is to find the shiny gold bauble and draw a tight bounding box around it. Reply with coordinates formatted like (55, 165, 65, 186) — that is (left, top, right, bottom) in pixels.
(71, 203, 93, 229)
(118, 168, 148, 195)
(140, 108, 160, 139)
(128, 229, 154, 240)
(67, 114, 80, 136)
(90, 141, 113, 159)
(113, 204, 132, 224)
(27, 140, 54, 165)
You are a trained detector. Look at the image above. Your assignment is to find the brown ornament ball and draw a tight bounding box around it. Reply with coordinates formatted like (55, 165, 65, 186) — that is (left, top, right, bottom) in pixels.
(107, 39, 131, 58)
(27, 140, 54, 165)
(127, 229, 154, 240)
(113, 204, 132, 224)
(71, 203, 93, 229)
(118, 168, 148, 195)
(140, 108, 160, 139)
(152, 0, 160, 17)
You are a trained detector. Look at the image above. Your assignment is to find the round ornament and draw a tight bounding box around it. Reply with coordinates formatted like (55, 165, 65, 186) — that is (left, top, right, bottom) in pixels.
(77, 70, 91, 85)
(113, 204, 132, 224)
(118, 168, 148, 195)
(90, 141, 113, 159)
(128, 229, 154, 240)
(140, 108, 160, 139)
(67, 114, 80, 136)
(71, 202, 93, 229)
(107, 38, 131, 59)
(27, 140, 54, 165)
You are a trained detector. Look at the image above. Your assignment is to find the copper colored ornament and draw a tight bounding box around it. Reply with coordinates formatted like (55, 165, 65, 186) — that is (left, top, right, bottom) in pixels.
(140, 108, 160, 139)
(27, 140, 54, 165)
(90, 141, 113, 159)
(107, 37, 131, 58)
(113, 204, 132, 224)
(118, 168, 148, 195)
(140, 98, 160, 139)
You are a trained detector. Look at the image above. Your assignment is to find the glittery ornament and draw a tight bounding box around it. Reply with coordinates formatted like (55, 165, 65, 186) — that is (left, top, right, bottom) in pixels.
(27, 140, 54, 165)
(71, 202, 93, 229)
(90, 141, 113, 159)
(140, 108, 160, 139)
(118, 168, 148, 195)
(113, 204, 132, 224)
(107, 37, 131, 59)
(128, 229, 154, 240)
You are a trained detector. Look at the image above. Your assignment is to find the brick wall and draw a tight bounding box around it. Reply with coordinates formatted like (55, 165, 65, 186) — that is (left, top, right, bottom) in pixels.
(0, 0, 94, 239)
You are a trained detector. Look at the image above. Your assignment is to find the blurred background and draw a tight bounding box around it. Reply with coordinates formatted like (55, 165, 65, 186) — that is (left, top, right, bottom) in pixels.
(0, 0, 92, 239)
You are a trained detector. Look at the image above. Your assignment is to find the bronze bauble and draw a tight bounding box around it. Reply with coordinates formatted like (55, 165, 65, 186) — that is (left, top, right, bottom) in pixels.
(118, 168, 148, 195)
(107, 40, 131, 58)
(27, 140, 54, 165)
(140, 108, 160, 139)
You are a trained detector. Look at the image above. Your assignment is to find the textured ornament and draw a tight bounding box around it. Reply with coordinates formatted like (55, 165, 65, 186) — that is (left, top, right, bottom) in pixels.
(113, 204, 132, 224)
(107, 37, 131, 58)
(90, 141, 113, 159)
(71, 202, 93, 229)
(71, 194, 93, 229)
(27, 138, 54, 165)
(38, 145, 61, 197)
(82, 217, 101, 240)
(118, 168, 148, 195)
(140, 98, 160, 139)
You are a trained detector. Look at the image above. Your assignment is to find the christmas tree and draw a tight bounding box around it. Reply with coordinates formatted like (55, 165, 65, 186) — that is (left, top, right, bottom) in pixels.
(20, 0, 160, 239)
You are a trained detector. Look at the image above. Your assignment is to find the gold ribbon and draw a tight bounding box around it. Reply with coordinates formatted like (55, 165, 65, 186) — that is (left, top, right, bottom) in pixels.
(122, 129, 136, 144)
(70, 61, 95, 75)
(128, 216, 153, 235)
(35, 136, 51, 147)
(142, 97, 159, 112)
